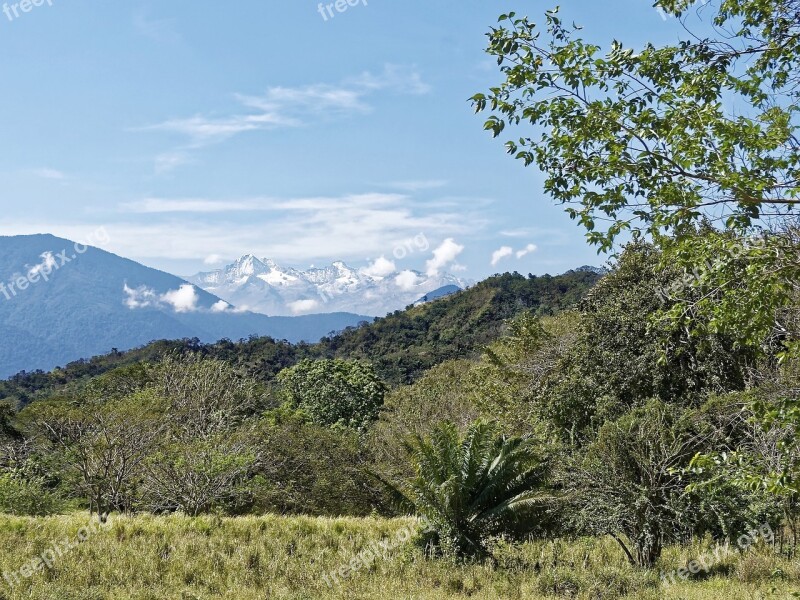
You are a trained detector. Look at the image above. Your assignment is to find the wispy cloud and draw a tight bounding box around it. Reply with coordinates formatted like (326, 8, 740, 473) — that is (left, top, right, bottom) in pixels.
(122, 193, 407, 214)
(141, 112, 297, 147)
(155, 152, 193, 174)
(140, 64, 430, 172)
(123, 198, 271, 213)
(133, 12, 182, 44)
(499, 229, 532, 238)
(346, 64, 431, 95)
(29, 168, 66, 181)
(388, 180, 448, 192)
(3, 192, 484, 265)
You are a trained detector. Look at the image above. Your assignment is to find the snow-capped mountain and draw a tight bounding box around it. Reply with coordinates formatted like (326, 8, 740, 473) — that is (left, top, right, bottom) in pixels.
(0, 235, 370, 378)
(187, 255, 469, 317)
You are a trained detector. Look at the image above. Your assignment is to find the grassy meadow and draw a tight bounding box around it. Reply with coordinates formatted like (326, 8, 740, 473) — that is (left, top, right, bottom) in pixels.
(0, 513, 797, 600)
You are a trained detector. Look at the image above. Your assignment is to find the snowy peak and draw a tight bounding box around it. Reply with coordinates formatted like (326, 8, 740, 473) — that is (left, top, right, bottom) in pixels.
(231, 254, 267, 277)
(188, 257, 468, 317)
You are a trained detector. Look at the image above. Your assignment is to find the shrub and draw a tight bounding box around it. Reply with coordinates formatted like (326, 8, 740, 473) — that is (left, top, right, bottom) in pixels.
(0, 473, 62, 516)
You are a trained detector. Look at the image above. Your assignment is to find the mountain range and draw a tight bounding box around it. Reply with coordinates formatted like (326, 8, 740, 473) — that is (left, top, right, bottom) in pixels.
(186, 255, 469, 317)
(0, 235, 368, 378)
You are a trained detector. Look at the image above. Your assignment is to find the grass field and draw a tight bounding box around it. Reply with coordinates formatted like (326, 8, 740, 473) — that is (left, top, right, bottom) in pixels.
(0, 513, 797, 599)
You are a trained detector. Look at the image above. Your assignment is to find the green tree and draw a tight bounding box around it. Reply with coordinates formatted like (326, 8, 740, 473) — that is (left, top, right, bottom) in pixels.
(0, 473, 62, 516)
(278, 359, 386, 430)
(474, 2, 800, 252)
(29, 392, 163, 518)
(388, 420, 551, 559)
(251, 408, 384, 516)
(569, 401, 707, 567)
(538, 243, 752, 440)
(473, 1, 800, 364)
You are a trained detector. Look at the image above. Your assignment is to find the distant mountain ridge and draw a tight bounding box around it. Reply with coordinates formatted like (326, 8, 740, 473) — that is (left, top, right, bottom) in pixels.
(414, 285, 462, 306)
(187, 255, 469, 317)
(0, 269, 604, 405)
(0, 235, 368, 378)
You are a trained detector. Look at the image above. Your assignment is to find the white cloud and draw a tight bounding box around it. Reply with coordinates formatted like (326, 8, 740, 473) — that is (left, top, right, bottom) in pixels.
(516, 243, 538, 259)
(155, 152, 192, 174)
(28, 252, 57, 278)
(347, 64, 431, 95)
(161, 284, 200, 313)
(124, 283, 200, 313)
(288, 299, 320, 314)
(236, 85, 368, 117)
(144, 112, 299, 147)
(211, 300, 230, 313)
(0, 192, 484, 266)
(491, 246, 514, 266)
(499, 229, 531, 238)
(426, 238, 465, 276)
(395, 270, 423, 291)
(204, 254, 225, 266)
(123, 283, 160, 309)
(123, 198, 269, 214)
(362, 256, 396, 278)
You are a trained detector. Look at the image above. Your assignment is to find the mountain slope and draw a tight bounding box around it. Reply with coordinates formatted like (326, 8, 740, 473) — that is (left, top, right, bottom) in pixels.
(188, 255, 468, 317)
(317, 270, 602, 383)
(0, 266, 602, 404)
(0, 235, 367, 377)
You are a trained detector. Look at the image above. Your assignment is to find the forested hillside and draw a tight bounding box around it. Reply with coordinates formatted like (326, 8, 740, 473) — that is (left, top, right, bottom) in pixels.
(0, 269, 600, 405)
(320, 269, 601, 383)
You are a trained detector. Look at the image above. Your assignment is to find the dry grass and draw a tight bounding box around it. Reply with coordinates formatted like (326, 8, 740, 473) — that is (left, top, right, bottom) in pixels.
(0, 512, 797, 599)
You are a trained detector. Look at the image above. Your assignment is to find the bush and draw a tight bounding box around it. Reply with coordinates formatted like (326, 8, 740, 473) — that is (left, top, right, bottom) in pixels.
(0, 473, 62, 516)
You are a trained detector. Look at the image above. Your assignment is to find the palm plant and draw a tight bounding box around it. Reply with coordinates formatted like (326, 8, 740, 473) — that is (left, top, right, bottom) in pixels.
(387, 419, 551, 559)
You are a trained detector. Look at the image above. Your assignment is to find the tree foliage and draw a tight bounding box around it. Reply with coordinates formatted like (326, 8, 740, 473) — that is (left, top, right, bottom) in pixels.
(473, 2, 800, 252)
(278, 359, 386, 431)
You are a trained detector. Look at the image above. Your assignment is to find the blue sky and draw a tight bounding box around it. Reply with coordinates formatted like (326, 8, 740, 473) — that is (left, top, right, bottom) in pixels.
(0, 1, 689, 279)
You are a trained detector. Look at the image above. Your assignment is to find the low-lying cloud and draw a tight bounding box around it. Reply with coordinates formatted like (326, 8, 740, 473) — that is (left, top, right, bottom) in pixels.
(123, 283, 213, 314)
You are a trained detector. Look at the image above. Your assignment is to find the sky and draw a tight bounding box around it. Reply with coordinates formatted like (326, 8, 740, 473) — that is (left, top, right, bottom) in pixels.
(0, 0, 692, 279)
